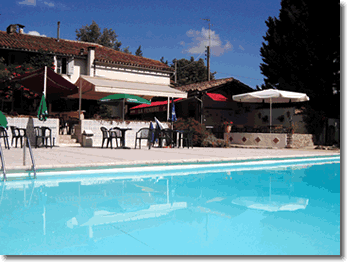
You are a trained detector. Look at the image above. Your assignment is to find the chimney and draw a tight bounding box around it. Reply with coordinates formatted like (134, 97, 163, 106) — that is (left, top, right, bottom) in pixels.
(17, 24, 25, 34)
(57, 21, 60, 42)
(7, 24, 25, 34)
(87, 46, 95, 77)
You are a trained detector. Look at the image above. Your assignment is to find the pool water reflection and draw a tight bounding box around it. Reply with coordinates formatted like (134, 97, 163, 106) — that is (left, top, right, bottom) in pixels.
(0, 158, 340, 255)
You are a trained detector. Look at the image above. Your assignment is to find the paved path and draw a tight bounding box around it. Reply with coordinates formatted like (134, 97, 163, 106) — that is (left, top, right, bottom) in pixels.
(1, 145, 340, 172)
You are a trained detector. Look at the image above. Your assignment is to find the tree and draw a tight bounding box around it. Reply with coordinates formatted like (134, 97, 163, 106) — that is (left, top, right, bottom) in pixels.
(122, 46, 132, 54)
(135, 45, 143, 57)
(160, 56, 168, 65)
(260, 0, 340, 118)
(76, 21, 122, 51)
(170, 57, 216, 86)
(0, 49, 54, 113)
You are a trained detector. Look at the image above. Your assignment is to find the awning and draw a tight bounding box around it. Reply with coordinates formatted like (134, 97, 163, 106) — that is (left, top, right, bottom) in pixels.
(11, 67, 78, 97)
(206, 93, 228, 101)
(68, 75, 187, 100)
(130, 98, 183, 115)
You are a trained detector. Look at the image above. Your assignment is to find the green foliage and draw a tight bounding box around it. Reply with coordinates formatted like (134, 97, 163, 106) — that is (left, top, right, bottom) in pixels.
(302, 105, 326, 142)
(122, 46, 132, 54)
(25, 48, 54, 69)
(172, 57, 216, 85)
(260, 0, 340, 117)
(96, 102, 115, 119)
(160, 56, 215, 85)
(76, 20, 122, 51)
(173, 117, 209, 146)
(160, 57, 168, 65)
(135, 45, 143, 57)
(202, 134, 230, 148)
(0, 49, 54, 103)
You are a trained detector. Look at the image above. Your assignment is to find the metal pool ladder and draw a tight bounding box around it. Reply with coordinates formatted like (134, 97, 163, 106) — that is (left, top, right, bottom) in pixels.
(24, 136, 37, 179)
(0, 141, 6, 181)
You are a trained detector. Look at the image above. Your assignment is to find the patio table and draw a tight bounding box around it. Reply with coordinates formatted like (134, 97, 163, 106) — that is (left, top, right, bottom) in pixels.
(175, 130, 185, 148)
(111, 127, 132, 149)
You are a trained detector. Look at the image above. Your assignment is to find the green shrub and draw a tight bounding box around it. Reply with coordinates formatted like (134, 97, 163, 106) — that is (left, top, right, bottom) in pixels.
(173, 118, 209, 146)
(202, 134, 230, 148)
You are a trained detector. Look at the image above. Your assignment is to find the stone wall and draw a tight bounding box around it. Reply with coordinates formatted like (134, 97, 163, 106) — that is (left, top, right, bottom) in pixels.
(224, 132, 287, 148)
(224, 132, 315, 149)
(290, 134, 315, 148)
(6, 117, 59, 146)
(79, 119, 170, 148)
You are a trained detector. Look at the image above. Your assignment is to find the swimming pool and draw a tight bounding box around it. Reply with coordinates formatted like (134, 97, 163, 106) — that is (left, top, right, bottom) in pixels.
(0, 155, 340, 255)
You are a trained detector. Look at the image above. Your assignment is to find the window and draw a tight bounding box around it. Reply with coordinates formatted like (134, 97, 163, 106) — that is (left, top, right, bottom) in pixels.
(57, 57, 74, 75)
(57, 57, 67, 74)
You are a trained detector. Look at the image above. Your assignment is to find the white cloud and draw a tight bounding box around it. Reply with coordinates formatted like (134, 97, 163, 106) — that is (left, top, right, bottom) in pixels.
(183, 27, 232, 57)
(27, 31, 46, 37)
(44, 1, 54, 7)
(18, 0, 36, 6)
(18, 0, 58, 8)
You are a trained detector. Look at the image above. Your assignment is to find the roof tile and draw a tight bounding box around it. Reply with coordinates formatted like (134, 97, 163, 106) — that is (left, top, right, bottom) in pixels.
(0, 31, 172, 72)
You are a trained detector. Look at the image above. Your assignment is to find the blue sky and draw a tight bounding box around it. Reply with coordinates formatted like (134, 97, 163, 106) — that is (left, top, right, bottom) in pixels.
(0, 0, 283, 88)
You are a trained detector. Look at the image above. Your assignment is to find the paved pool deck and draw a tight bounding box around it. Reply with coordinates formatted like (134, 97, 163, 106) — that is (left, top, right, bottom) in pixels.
(1, 144, 340, 173)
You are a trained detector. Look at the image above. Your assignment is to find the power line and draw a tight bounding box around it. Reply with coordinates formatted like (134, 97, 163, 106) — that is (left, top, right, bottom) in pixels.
(214, 71, 263, 81)
(176, 51, 205, 71)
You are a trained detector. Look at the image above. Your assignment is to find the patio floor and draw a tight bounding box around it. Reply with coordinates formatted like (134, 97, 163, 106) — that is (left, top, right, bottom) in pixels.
(1, 145, 340, 172)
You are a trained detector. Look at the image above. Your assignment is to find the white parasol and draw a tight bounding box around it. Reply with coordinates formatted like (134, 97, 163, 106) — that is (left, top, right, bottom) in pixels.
(232, 89, 309, 131)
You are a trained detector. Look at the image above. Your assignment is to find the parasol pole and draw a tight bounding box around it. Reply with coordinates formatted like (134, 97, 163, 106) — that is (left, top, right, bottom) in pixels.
(123, 98, 125, 122)
(270, 97, 272, 133)
(167, 97, 170, 122)
(43, 66, 47, 97)
(78, 79, 82, 120)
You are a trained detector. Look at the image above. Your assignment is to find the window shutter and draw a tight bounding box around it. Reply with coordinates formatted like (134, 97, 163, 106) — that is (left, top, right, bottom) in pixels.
(57, 58, 62, 74)
(67, 58, 74, 75)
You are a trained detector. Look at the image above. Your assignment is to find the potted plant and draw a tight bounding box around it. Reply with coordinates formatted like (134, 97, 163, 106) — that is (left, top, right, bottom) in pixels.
(223, 121, 233, 133)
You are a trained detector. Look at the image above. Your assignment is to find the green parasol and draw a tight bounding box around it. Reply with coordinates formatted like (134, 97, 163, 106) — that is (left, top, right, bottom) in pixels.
(100, 94, 151, 122)
(0, 111, 8, 128)
(100, 94, 151, 105)
(37, 93, 48, 121)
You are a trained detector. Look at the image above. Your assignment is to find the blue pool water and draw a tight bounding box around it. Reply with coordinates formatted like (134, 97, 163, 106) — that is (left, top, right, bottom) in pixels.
(0, 155, 340, 255)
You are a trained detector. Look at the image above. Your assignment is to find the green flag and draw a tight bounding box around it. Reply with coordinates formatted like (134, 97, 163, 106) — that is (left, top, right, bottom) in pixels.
(0, 111, 8, 128)
(37, 93, 48, 121)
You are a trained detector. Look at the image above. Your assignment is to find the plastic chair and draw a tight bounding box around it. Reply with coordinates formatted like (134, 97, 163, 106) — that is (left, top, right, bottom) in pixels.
(59, 117, 68, 135)
(179, 130, 193, 149)
(109, 127, 122, 148)
(35, 127, 52, 148)
(10, 126, 26, 148)
(135, 128, 153, 149)
(0, 126, 10, 149)
(160, 128, 176, 148)
(100, 127, 111, 148)
(41, 127, 53, 148)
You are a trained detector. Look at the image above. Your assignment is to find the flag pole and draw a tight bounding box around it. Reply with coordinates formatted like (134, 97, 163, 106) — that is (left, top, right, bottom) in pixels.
(78, 79, 82, 120)
(43, 66, 47, 97)
(167, 97, 170, 122)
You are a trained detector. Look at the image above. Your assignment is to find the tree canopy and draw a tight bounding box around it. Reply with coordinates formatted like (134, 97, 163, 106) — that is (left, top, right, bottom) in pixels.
(135, 45, 143, 57)
(76, 21, 122, 51)
(161, 57, 215, 86)
(259, 0, 340, 118)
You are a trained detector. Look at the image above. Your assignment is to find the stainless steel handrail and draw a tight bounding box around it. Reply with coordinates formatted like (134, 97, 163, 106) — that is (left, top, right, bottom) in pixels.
(26, 136, 37, 178)
(0, 140, 6, 181)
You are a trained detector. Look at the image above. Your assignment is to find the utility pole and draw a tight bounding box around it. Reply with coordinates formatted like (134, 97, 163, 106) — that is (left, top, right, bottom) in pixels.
(174, 59, 177, 84)
(207, 45, 210, 81)
(202, 19, 211, 81)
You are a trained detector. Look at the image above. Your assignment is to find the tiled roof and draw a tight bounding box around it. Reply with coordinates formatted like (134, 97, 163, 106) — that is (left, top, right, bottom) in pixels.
(174, 77, 252, 92)
(0, 31, 173, 72)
